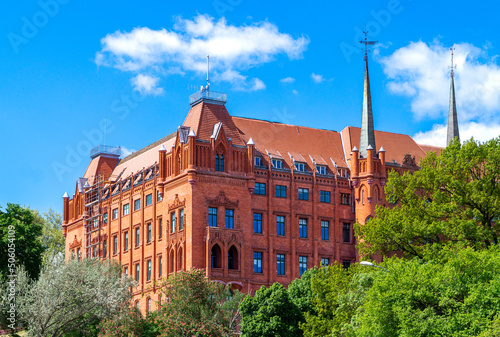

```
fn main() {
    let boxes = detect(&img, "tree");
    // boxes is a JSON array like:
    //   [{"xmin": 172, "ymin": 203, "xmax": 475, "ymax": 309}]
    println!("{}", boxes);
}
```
[
  {"xmin": 0, "ymin": 203, "xmax": 45, "ymax": 280},
  {"xmin": 240, "ymin": 283, "xmax": 303, "ymax": 337},
  {"xmin": 288, "ymin": 268, "xmax": 319, "ymax": 317},
  {"xmin": 357, "ymin": 137, "xmax": 500, "ymax": 259},
  {"xmin": 18, "ymin": 257, "xmax": 135, "ymax": 337},
  {"xmin": 32, "ymin": 208, "xmax": 65, "ymax": 263}
]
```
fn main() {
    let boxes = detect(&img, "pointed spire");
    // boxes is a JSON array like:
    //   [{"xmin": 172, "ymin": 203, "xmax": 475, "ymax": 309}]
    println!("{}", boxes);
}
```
[
  {"xmin": 247, "ymin": 138, "xmax": 255, "ymax": 146},
  {"xmin": 359, "ymin": 59, "xmax": 376, "ymax": 158},
  {"xmin": 63, "ymin": 192, "xmax": 69, "ymax": 198},
  {"xmin": 447, "ymin": 47, "xmax": 460, "ymax": 145}
]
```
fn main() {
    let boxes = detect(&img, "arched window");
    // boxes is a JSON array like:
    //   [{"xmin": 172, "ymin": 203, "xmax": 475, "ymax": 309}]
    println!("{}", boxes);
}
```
[
  {"xmin": 211, "ymin": 245, "xmax": 222, "ymax": 268},
  {"xmin": 170, "ymin": 251, "xmax": 175, "ymax": 273},
  {"xmin": 178, "ymin": 249, "xmax": 183, "ymax": 271},
  {"xmin": 216, "ymin": 154, "xmax": 225, "ymax": 172},
  {"xmin": 178, "ymin": 157, "xmax": 181, "ymax": 175},
  {"xmin": 362, "ymin": 189, "xmax": 365, "ymax": 205},
  {"xmin": 374, "ymin": 189, "xmax": 378, "ymax": 204},
  {"xmin": 215, "ymin": 154, "xmax": 220, "ymax": 171},
  {"xmin": 228, "ymin": 246, "xmax": 238, "ymax": 270}
]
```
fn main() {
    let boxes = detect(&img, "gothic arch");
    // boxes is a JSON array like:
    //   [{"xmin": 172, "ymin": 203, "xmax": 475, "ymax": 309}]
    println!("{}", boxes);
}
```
[
  {"xmin": 211, "ymin": 244, "xmax": 222, "ymax": 269},
  {"xmin": 228, "ymin": 245, "xmax": 239, "ymax": 270},
  {"xmin": 169, "ymin": 248, "xmax": 175, "ymax": 273},
  {"xmin": 177, "ymin": 246, "xmax": 184, "ymax": 271}
]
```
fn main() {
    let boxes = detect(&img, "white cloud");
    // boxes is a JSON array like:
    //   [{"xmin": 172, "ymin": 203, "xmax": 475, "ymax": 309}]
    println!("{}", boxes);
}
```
[
  {"xmin": 311, "ymin": 73, "xmax": 324, "ymax": 83},
  {"xmin": 414, "ymin": 122, "xmax": 500, "ymax": 147},
  {"xmin": 131, "ymin": 74, "xmax": 164, "ymax": 96},
  {"xmin": 96, "ymin": 14, "xmax": 309, "ymax": 92},
  {"xmin": 121, "ymin": 146, "xmax": 136, "ymax": 157},
  {"xmin": 280, "ymin": 76, "xmax": 295, "ymax": 83},
  {"xmin": 292, "ymin": 89, "xmax": 298, "ymax": 95}
]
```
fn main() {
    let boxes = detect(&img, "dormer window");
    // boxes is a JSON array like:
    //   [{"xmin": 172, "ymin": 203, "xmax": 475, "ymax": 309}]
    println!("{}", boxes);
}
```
[
  {"xmin": 294, "ymin": 162, "xmax": 306, "ymax": 172},
  {"xmin": 316, "ymin": 165, "xmax": 327, "ymax": 175},
  {"xmin": 272, "ymin": 159, "xmax": 283, "ymax": 169},
  {"xmin": 255, "ymin": 156, "xmax": 262, "ymax": 166}
]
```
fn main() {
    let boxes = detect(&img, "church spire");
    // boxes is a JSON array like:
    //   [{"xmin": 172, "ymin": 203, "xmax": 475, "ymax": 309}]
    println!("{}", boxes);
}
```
[
  {"xmin": 447, "ymin": 47, "xmax": 460, "ymax": 145},
  {"xmin": 359, "ymin": 30, "xmax": 377, "ymax": 158}
]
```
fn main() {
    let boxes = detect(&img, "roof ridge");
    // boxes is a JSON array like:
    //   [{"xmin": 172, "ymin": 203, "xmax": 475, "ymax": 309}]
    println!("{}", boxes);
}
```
[{"xmin": 119, "ymin": 132, "xmax": 176, "ymax": 165}]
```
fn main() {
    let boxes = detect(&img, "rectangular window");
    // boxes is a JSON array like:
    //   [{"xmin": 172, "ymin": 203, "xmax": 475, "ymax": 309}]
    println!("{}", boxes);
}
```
[
  {"xmin": 320, "ymin": 190, "xmax": 331, "ymax": 203},
  {"xmin": 208, "ymin": 207, "xmax": 217, "ymax": 227},
  {"xmin": 134, "ymin": 199, "xmax": 141, "ymax": 211},
  {"xmin": 145, "ymin": 193, "xmax": 153, "ymax": 206},
  {"xmin": 123, "ymin": 204, "xmax": 130, "ymax": 216},
  {"xmin": 343, "ymin": 223, "xmax": 351, "ymax": 243},
  {"xmin": 124, "ymin": 266, "xmax": 128, "ymax": 276},
  {"xmin": 343, "ymin": 260, "xmax": 351, "ymax": 269},
  {"xmin": 341, "ymin": 193, "xmax": 351, "ymax": 205},
  {"xmin": 147, "ymin": 223, "xmax": 152, "ymax": 243},
  {"xmin": 254, "ymin": 213, "xmax": 262, "ymax": 234},
  {"xmin": 103, "ymin": 212, "xmax": 108, "ymax": 224},
  {"xmin": 135, "ymin": 264, "xmax": 140, "ymax": 282},
  {"xmin": 255, "ymin": 156, "xmax": 262, "ymax": 166},
  {"xmin": 276, "ymin": 216, "xmax": 285, "ymax": 236},
  {"xmin": 254, "ymin": 252, "xmax": 262, "ymax": 273},
  {"xmin": 254, "ymin": 182, "xmax": 266, "ymax": 195},
  {"xmin": 321, "ymin": 220, "xmax": 329, "ymax": 240},
  {"xmin": 275, "ymin": 185, "xmax": 287, "ymax": 198},
  {"xmin": 179, "ymin": 210, "xmax": 184, "ymax": 230},
  {"xmin": 316, "ymin": 165, "xmax": 327, "ymax": 175},
  {"xmin": 103, "ymin": 240, "xmax": 107, "ymax": 258},
  {"xmin": 157, "ymin": 190, "xmax": 163, "ymax": 202},
  {"xmin": 135, "ymin": 227, "xmax": 140, "ymax": 247},
  {"xmin": 92, "ymin": 217, "xmax": 98, "ymax": 228},
  {"xmin": 147, "ymin": 260, "xmax": 151, "ymax": 281},
  {"xmin": 112, "ymin": 208, "xmax": 118, "ymax": 220},
  {"xmin": 159, "ymin": 256, "xmax": 163, "ymax": 277},
  {"xmin": 299, "ymin": 218, "xmax": 307, "ymax": 238},
  {"xmin": 294, "ymin": 162, "xmax": 305, "ymax": 172},
  {"xmin": 113, "ymin": 235, "xmax": 117, "ymax": 255},
  {"xmin": 124, "ymin": 232, "xmax": 129, "ymax": 251},
  {"xmin": 298, "ymin": 188, "xmax": 309, "ymax": 200},
  {"xmin": 299, "ymin": 256, "xmax": 308, "ymax": 276},
  {"xmin": 277, "ymin": 254, "xmax": 285, "ymax": 275},
  {"xmin": 158, "ymin": 218, "xmax": 162, "ymax": 239},
  {"xmin": 225, "ymin": 209, "xmax": 234, "ymax": 229},
  {"xmin": 272, "ymin": 159, "xmax": 283, "ymax": 169},
  {"xmin": 321, "ymin": 258, "xmax": 329, "ymax": 267},
  {"xmin": 171, "ymin": 212, "xmax": 176, "ymax": 233}
]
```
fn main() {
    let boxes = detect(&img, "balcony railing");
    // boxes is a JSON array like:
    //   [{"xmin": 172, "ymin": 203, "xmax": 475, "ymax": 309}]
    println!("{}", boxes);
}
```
[
  {"xmin": 90, "ymin": 145, "xmax": 121, "ymax": 159},
  {"xmin": 189, "ymin": 89, "xmax": 227, "ymax": 106}
]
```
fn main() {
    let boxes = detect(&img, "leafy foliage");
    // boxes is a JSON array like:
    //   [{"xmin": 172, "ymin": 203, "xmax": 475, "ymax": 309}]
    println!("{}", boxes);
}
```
[
  {"xmin": 357, "ymin": 137, "xmax": 500, "ymax": 259},
  {"xmin": 32, "ymin": 208, "xmax": 65, "ymax": 263},
  {"xmin": 240, "ymin": 283, "xmax": 303, "ymax": 337}
]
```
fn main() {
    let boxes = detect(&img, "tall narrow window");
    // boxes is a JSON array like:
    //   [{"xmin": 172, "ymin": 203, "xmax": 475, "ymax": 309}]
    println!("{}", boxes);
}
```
[
  {"xmin": 179, "ymin": 250, "xmax": 183, "ymax": 270},
  {"xmin": 123, "ymin": 204, "xmax": 129, "ymax": 216},
  {"xmin": 124, "ymin": 266, "xmax": 128, "ymax": 275},
  {"xmin": 147, "ymin": 223, "xmax": 152, "ymax": 243},
  {"xmin": 147, "ymin": 260, "xmax": 151, "ymax": 281},
  {"xmin": 277, "ymin": 254, "xmax": 285, "ymax": 275},
  {"xmin": 113, "ymin": 235, "xmax": 117, "ymax": 255},
  {"xmin": 253, "ymin": 213, "xmax": 262, "ymax": 234},
  {"xmin": 135, "ymin": 263, "xmax": 140, "ymax": 282},
  {"xmin": 103, "ymin": 213, "xmax": 108, "ymax": 224},
  {"xmin": 134, "ymin": 199, "xmax": 141, "ymax": 211},
  {"xmin": 145, "ymin": 193, "xmax": 153, "ymax": 206},
  {"xmin": 321, "ymin": 220, "xmax": 329, "ymax": 240},
  {"xmin": 103, "ymin": 240, "xmax": 107, "ymax": 258},
  {"xmin": 228, "ymin": 246, "xmax": 238, "ymax": 270},
  {"xmin": 362, "ymin": 190, "xmax": 365, "ymax": 205},
  {"xmin": 225, "ymin": 209, "xmax": 234, "ymax": 229},
  {"xmin": 180, "ymin": 209, "xmax": 184, "ymax": 230},
  {"xmin": 178, "ymin": 158, "xmax": 181, "ymax": 175},
  {"xmin": 157, "ymin": 190, "xmax": 163, "ymax": 202},
  {"xmin": 374, "ymin": 189, "xmax": 378, "ymax": 204},
  {"xmin": 276, "ymin": 216, "xmax": 285, "ymax": 236},
  {"xmin": 321, "ymin": 258, "xmax": 329, "ymax": 267},
  {"xmin": 215, "ymin": 154, "xmax": 224, "ymax": 172},
  {"xmin": 299, "ymin": 256, "xmax": 308, "ymax": 276},
  {"xmin": 208, "ymin": 207, "xmax": 217, "ymax": 227},
  {"xmin": 343, "ymin": 223, "xmax": 351, "ymax": 243},
  {"xmin": 211, "ymin": 245, "xmax": 221, "ymax": 268},
  {"xmin": 216, "ymin": 154, "xmax": 219, "ymax": 171},
  {"xmin": 254, "ymin": 252, "xmax": 262, "ymax": 273},
  {"xmin": 135, "ymin": 227, "xmax": 140, "ymax": 247},
  {"xmin": 220, "ymin": 154, "xmax": 224, "ymax": 172},
  {"xmin": 112, "ymin": 208, "xmax": 118, "ymax": 219},
  {"xmin": 158, "ymin": 218, "xmax": 163, "ymax": 239},
  {"xmin": 299, "ymin": 219, "xmax": 307, "ymax": 238},
  {"xmin": 124, "ymin": 232, "xmax": 129, "ymax": 251},
  {"xmin": 171, "ymin": 212, "xmax": 176, "ymax": 233},
  {"xmin": 159, "ymin": 256, "xmax": 163, "ymax": 277}
]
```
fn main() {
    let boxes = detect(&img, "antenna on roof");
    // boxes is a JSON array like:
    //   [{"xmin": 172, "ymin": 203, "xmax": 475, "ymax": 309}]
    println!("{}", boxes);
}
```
[
  {"xmin": 206, "ymin": 55, "xmax": 210, "ymax": 94},
  {"xmin": 104, "ymin": 117, "xmax": 107, "ymax": 147}
]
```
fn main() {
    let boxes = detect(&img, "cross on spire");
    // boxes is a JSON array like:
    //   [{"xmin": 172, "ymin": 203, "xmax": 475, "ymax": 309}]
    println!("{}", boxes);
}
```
[
  {"xmin": 359, "ymin": 28, "xmax": 378, "ymax": 61},
  {"xmin": 449, "ymin": 47, "xmax": 456, "ymax": 78}
]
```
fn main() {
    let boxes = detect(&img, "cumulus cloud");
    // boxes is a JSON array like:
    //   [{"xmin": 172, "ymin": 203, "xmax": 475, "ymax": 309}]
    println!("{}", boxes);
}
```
[
  {"xmin": 280, "ymin": 76, "xmax": 295, "ymax": 83},
  {"xmin": 311, "ymin": 73, "xmax": 324, "ymax": 83},
  {"xmin": 380, "ymin": 40, "xmax": 500, "ymax": 146},
  {"xmin": 131, "ymin": 74, "xmax": 164, "ymax": 96},
  {"xmin": 121, "ymin": 146, "xmax": 136, "ymax": 157},
  {"xmin": 96, "ymin": 14, "xmax": 309, "ymax": 94}
]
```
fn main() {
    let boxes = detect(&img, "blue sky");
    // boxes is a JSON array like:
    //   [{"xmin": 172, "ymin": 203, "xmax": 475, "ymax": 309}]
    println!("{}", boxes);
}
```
[{"xmin": 1, "ymin": 0, "xmax": 499, "ymax": 214}]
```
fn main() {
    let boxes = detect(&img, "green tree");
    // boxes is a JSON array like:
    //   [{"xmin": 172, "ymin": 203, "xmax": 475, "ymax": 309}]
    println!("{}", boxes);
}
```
[
  {"xmin": 357, "ymin": 137, "xmax": 500, "ymax": 259},
  {"xmin": 0, "ymin": 203, "xmax": 45, "ymax": 280},
  {"xmin": 240, "ymin": 283, "xmax": 303, "ymax": 337},
  {"xmin": 32, "ymin": 208, "xmax": 65, "ymax": 263},
  {"xmin": 288, "ymin": 268, "xmax": 318, "ymax": 317}
]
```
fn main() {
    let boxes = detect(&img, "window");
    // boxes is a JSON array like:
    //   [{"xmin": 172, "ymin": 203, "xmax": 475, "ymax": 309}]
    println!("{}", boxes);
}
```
[
  {"xmin": 171, "ymin": 212, "xmax": 176, "ymax": 233},
  {"xmin": 147, "ymin": 298, "xmax": 151, "ymax": 312},
  {"xmin": 299, "ymin": 218, "xmax": 307, "ymax": 238},
  {"xmin": 321, "ymin": 258, "xmax": 330, "ymax": 267},
  {"xmin": 321, "ymin": 220, "xmax": 329, "ymax": 240},
  {"xmin": 362, "ymin": 190, "xmax": 365, "ymax": 205},
  {"xmin": 123, "ymin": 204, "xmax": 130, "ymax": 216},
  {"xmin": 124, "ymin": 232, "xmax": 129, "ymax": 251},
  {"xmin": 112, "ymin": 208, "xmax": 118, "ymax": 220},
  {"xmin": 253, "ymin": 213, "xmax": 262, "ymax": 234},
  {"xmin": 124, "ymin": 266, "xmax": 128, "ymax": 276},
  {"xmin": 320, "ymin": 190, "xmax": 331, "ymax": 203},
  {"xmin": 276, "ymin": 216, "xmax": 285, "ymax": 236},
  {"xmin": 208, "ymin": 207, "xmax": 217, "ymax": 227},
  {"xmin": 299, "ymin": 256, "xmax": 308, "ymax": 276},
  {"xmin": 275, "ymin": 185, "xmax": 287, "ymax": 198},
  {"xmin": 77, "ymin": 248, "xmax": 81, "ymax": 260},
  {"xmin": 103, "ymin": 212, "xmax": 108, "ymax": 224},
  {"xmin": 92, "ymin": 217, "xmax": 98, "ymax": 228},
  {"xmin": 180, "ymin": 209, "xmax": 184, "ymax": 230},
  {"xmin": 113, "ymin": 235, "xmax": 117, "ymax": 255},
  {"xmin": 159, "ymin": 256, "xmax": 162, "ymax": 277},
  {"xmin": 158, "ymin": 218, "xmax": 163, "ymax": 239},
  {"xmin": 316, "ymin": 165, "xmax": 327, "ymax": 175},
  {"xmin": 374, "ymin": 189, "xmax": 378, "ymax": 205},
  {"xmin": 294, "ymin": 162, "xmax": 306, "ymax": 172},
  {"xmin": 211, "ymin": 245, "xmax": 221, "ymax": 268},
  {"xmin": 254, "ymin": 252, "xmax": 262, "ymax": 273},
  {"xmin": 225, "ymin": 209, "xmax": 234, "ymax": 229},
  {"xmin": 157, "ymin": 190, "xmax": 163, "ymax": 202},
  {"xmin": 215, "ymin": 154, "xmax": 224, "ymax": 171},
  {"xmin": 146, "ymin": 193, "xmax": 153, "ymax": 206},
  {"xmin": 272, "ymin": 159, "xmax": 283, "ymax": 169},
  {"xmin": 134, "ymin": 199, "xmax": 141, "ymax": 211},
  {"xmin": 179, "ymin": 250, "xmax": 183, "ymax": 270},
  {"xmin": 343, "ymin": 223, "xmax": 351, "ymax": 243},
  {"xmin": 135, "ymin": 264, "xmax": 140, "ymax": 282},
  {"xmin": 147, "ymin": 223, "xmax": 152, "ymax": 243},
  {"xmin": 343, "ymin": 260, "xmax": 351, "ymax": 269},
  {"xmin": 254, "ymin": 182, "xmax": 266, "ymax": 195},
  {"xmin": 341, "ymin": 193, "xmax": 351, "ymax": 205},
  {"xmin": 277, "ymin": 254, "xmax": 285, "ymax": 275},
  {"xmin": 298, "ymin": 188, "xmax": 309, "ymax": 200},
  {"xmin": 135, "ymin": 227, "xmax": 140, "ymax": 247},
  {"xmin": 255, "ymin": 156, "xmax": 262, "ymax": 166},
  {"xmin": 147, "ymin": 260, "xmax": 151, "ymax": 281},
  {"xmin": 103, "ymin": 240, "xmax": 107, "ymax": 258},
  {"xmin": 228, "ymin": 246, "xmax": 238, "ymax": 270}
]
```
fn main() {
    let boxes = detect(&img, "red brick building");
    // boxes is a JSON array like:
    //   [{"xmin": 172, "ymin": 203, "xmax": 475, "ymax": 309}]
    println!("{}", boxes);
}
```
[{"xmin": 62, "ymin": 57, "xmax": 449, "ymax": 312}]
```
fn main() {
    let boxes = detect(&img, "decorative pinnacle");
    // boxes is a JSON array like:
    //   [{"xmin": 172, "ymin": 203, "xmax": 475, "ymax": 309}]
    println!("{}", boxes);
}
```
[
  {"xmin": 159, "ymin": 144, "xmax": 166, "ymax": 151},
  {"xmin": 63, "ymin": 192, "xmax": 69, "ymax": 198},
  {"xmin": 247, "ymin": 138, "xmax": 255, "ymax": 145},
  {"xmin": 359, "ymin": 28, "xmax": 378, "ymax": 61},
  {"xmin": 188, "ymin": 129, "xmax": 196, "ymax": 137}
]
